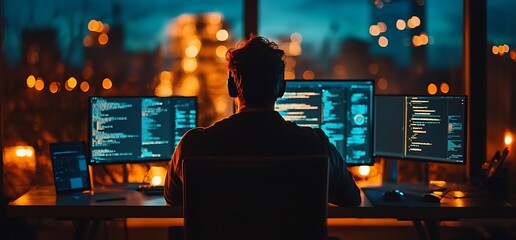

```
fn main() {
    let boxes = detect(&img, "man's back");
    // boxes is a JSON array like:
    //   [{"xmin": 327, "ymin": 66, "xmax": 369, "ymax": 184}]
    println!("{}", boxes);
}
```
[{"xmin": 164, "ymin": 110, "xmax": 361, "ymax": 206}]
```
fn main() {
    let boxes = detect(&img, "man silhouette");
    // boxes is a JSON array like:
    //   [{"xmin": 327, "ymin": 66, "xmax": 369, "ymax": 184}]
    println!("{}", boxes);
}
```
[{"xmin": 164, "ymin": 35, "xmax": 361, "ymax": 207}]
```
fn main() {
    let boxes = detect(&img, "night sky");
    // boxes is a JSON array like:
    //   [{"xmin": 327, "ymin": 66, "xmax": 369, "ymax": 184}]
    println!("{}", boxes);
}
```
[{"xmin": 3, "ymin": 0, "xmax": 515, "ymax": 68}]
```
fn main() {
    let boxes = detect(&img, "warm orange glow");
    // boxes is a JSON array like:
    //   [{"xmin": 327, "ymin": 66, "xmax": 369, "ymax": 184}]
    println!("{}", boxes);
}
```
[
  {"xmin": 368, "ymin": 64, "xmax": 379, "ymax": 75},
  {"xmin": 302, "ymin": 70, "xmax": 315, "ymax": 80},
  {"xmin": 492, "ymin": 46, "xmax": 500, "ymax": 55},
  {"xmin": 80, "ymin": 81, "xmax": 90, "ymax": 92},
  {"xmin": 206, "ymin": 13, "xmax": 222, "ymax": 24},
  {"xmin": 160, "ymin": 71, "xmax": 172, "ymax": 82},
  {"xmin": 290, "ymin": 33, "xmax": 303, "ymax": 43},
  {"xmin": 412, "ymin": 35, "xmax": 422, "ymax": 47},
  {"xmin": 498, "ymin": 45, "xmax": 505, "ymax": 56},
  {"xmin": 407, "ymin": 16, "xmax": 421, "ymax": 29},
  {"xmin": 358, "ymin": 166, "xmax": 371, "ymax": 177},
  {"xmin": 189, "ymin": 39, "xmax": 202, "ymax": 49},
  {"xmin": 427, "ymin": 83, "xmax": 438, "ymax": 95},
  {"xmin": 148, "ymin": 166, "xmax": 167, "ymax": 186},
  {"xmin": 289, "ymin": 42, "xmax": 302, "ymax": 56},
  {"xmin": 83, "ymin": 36, "xmax": 93, "ymax": 47},
  {"xmin": 102, "ymin": 78, "xmax": 113, "ymax": 89},
  {"xmin": 429, "ymin": 180, "xmax": 446, "ymax": 187},
  {"xmin": 420, "ymin": 33, "xmax": 429, "ymax": 45},
  {"xmin": 369, "ymin": 25, "xmax": 381, "ymax": 36},
  {"xmin": 181, "ymin": 24, "xmax": 196, "ymax": 36},
  {"xmin": 502, "ymin": 44, "xmax": 510, "ymax": 53},
  {"xmin": 511, "ymin": 50, "xmax": 516, "ymax": 61},
  {"xmin": 155, "ymin": 72, "xmax": 173, "ymax": 97},
  {"xmin": 98, "ymin": 33, "xmax": 109, "ymax": 45},
  {"xmin": 412, "ymin": 16, "xmax": 421, "ymax": 27},
  {"xmin": 377, "ymin": 22, "xmax": 387, "ymax": 33},
  {"xmin": 505, "ymin": 133, "xmax": 513, "ymax": 145},
  {"xmin": 285, "ymin": 71, "xmax": 295, "ymax": 80},
  {"xmin": 216, "ymin": 45, "xmax": 228, "ymax": 58},
  {"xmin": 69, "ymin": 77, "xmax": 78, "ymax": 88},
  {"xmin": 49, "ymin": 82, "xmax": 60, "ymax": 93},
  {"xmin": 96, "ymin": 22, "xmax": 104, "ymax": 33},
  {"xmin": 216, "ymin": 29, "xmax": 229, "ymax": 41},
  {"xmin": 35, "ymin": 78, "xmax": 45, "ymax": 91},
  {"xmin": 88, "ymin": 20, "xmax": 100, "ymax": 32},
  {"xmin": 181, "ymin": 76, "xmax": 200, "ymax": 96},
  {"xmin": 440, "ymin": 82, "xmax": 450, "ymax": 94},
  {"xmin": 396, "ymin": 19, "xmax": 406, "ymax": 30},
  {"xmin": 285, "ymin": 57, "xmax": 297, "ymax": 69},
  {"xmin": 26, "ymin": 75, "xmax": 36, "ymax": 88},
  {"xmin": 102, "ymin": 23, "xmax": 110, "ymax": 33},
  {"xmin": 185, "ymin": 45, "xmax": 199, "ymax": 57},
  {"xmin": 14, "ymin": 146, "xmax": 34, "ymax": 157},
  {"xmin": 377, "ymin": 78, "xmax": 388, "ymax": 90},
  {"xmin": 151, "ymin": 176, "xmax": 163, "ymax": 186},
  {"xmin": 378, "ymin": 36, "xmax": 388, "ymax": 47},
  {"xmin": 182, "ymin": 58, "xmax": 198, "ymax": 72}
]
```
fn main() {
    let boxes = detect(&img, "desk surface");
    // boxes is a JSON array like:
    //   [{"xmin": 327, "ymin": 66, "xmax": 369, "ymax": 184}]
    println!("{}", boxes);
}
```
[{"xmin": 7, "ymin": 184, "xmax": 516, "ymax": 220}]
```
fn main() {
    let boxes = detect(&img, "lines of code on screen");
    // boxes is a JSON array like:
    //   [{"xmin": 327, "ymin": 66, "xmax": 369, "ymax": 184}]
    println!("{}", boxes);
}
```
[
  {"xmin": 374, "ymin": 96, "xmax": 466, "ymax": 164},
  {"xmin": 275, "ymin": 80, "xmax": 374, "ymax": 166},
  {"xmin": 89, "ymin": 97, "xmax": 197, "ymax": 164}
]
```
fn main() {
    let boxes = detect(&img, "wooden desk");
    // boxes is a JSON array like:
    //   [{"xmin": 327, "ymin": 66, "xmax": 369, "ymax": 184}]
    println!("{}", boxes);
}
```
[
  {"xmin": 7, "ymin": 184, "xmax": 516, "ymax": 240},
  {"xmin": 7, "ymin": 184, "xmax": 515, "ymax": 219}
]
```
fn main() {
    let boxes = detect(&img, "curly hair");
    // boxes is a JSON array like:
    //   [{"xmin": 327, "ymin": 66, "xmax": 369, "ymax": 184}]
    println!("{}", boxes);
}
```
[{"xmin": 226, "ymin": 36, "xmax": 286, "ymax": 107}]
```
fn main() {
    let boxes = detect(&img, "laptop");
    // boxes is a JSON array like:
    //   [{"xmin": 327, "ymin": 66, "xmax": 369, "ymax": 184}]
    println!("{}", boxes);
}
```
[{"xmin": 50, "ymin": 141, "xmax": 125, "ymax": 202}]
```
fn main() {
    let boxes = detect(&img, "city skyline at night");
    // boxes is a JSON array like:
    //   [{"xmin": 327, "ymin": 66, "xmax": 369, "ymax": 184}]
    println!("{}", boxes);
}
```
[{"xmin": 3, "ymin": 0, "xmax": 515, "ymax": 69}]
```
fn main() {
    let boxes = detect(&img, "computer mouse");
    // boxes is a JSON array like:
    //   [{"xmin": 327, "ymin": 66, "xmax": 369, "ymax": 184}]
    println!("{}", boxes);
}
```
[
  {"xmin": 382, "ymin": 189, "xmax": 404, "ymax": 202},
  {"xmin": 421, "ymin": 193, "xmax": 441, "ymax": 203}
]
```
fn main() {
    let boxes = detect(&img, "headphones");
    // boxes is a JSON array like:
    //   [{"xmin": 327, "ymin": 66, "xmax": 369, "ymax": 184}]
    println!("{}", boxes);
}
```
[
  {"xmin": 227, "ymin": 71, "xmax": 286, "ymax": 98},
  {"xmin": 227, "ymin": 71, "xmax": 238, "ymax": 98}
]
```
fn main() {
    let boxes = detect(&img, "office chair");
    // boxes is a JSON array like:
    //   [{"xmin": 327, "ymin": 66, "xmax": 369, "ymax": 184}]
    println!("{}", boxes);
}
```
[{"xmin": 181, "ymin": 155, "xmax": 330, "ymax": 240}]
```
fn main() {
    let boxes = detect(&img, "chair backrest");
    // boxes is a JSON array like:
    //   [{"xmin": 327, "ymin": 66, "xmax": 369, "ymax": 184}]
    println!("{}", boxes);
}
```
[{"xmin": 183, "ymin": 155, "xmax": 329, "ymax": 240}]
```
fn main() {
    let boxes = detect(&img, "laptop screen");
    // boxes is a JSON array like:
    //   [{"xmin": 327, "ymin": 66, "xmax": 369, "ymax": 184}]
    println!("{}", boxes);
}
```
[{"xmin": 50, "ymin": 141, "xmax": 91, "ymax": 194}]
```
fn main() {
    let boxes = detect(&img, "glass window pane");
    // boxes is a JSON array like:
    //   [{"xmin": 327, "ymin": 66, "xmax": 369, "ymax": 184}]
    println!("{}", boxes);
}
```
[
  {"xmin": 259, "ymin": 0, "xmax": 463, "ymax": 95},
  {"xmin": 2, "ymin": 0, "xmax": 243, "ymax": 197},
  {"xmin": 487, "ymin": 0, "xmax": 516, "ymax": 165},
  {"xmin": 259, "ymin": 0, "xmax": 465, "ymax": 182}
]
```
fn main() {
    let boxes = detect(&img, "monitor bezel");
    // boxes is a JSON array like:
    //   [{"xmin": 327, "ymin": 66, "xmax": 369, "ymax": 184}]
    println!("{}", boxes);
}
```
[
  {"xmin": 373, "ymin": 94, "xmax": 468, "ymax": 165},
  {"xmin": 88, "ymin": 96, "xmax": 198, "ymax": 165},
  {"xmin": 281, "ymin": 79, "xmax": 375, "ymax": 166}
]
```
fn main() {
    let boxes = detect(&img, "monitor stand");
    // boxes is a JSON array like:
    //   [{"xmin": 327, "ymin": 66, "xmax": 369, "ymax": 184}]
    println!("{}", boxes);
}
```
[{"xmin": 382, "ymin": 158, "xmax": 446, "ymax": 193}]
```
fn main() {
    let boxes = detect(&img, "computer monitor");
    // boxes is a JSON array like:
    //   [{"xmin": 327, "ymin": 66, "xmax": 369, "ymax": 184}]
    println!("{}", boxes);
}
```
[
  {"xmin": 274, "ymin": 80, "xmax": 374, "ymax": 166},
  {"xmin": 374, "ymin": 95, "xmax": 467, "ymax": 164},
  {"xmin": 89, "ymin": 96, "xmax": 197, "ymax": 164}
]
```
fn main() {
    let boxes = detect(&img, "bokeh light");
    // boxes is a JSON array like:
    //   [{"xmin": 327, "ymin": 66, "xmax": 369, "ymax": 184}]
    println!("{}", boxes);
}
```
[
  {"xmin": 427, "ymin": 83, "xmax": 438, "ymax": 95},
  {"xmin": 378, "ymin": 36, "xmax": 388, "ymax": 47},
  {"xmin": 49, "ymin": 82, "xmax": 60, "ymax": 93},
  {"xmin": 35, "ymin": 78, "xmax": 45, "ymax": 91},
  {"xmin": 302, "ymin": 70, "xmax": 315, "ymax": 80},
  {"xmin": 80, "ymin": 81, "xmax": 90, "ymax": 92},
  {"xmin": 377, "ymin": 78, "xmax": 389, "ymax": 90},
  {"xmin": 26, "ymin": 75, "xmax": 36, "ymax": 88},
  {"xmin": 440, "ymin": 82, "xmax": 450, "ymax": 94},
  {"xmin": 102, "ymin": 78, "xmax": 113, "ymax": 89},
  {"xmin": 216, "ymin": 29, "xmax": 229, "ymax": 41},
  {"xmin": 216, "ymin": 45, "xmax": 228, "ymax": 58},
  {"xmin": 396, "ymin": 19, "xmax": 406, "ymax": 30}
]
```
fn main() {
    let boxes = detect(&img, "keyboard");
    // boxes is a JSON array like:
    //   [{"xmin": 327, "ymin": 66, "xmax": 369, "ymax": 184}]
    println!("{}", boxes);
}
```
[{"xmin": 137, "ymin": 185, "xmax": 165, "ymax": 195}]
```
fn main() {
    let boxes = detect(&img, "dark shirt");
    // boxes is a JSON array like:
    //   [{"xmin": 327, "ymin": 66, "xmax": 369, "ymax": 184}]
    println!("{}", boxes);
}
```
[{"xmin": 164, "ymin": 111, "xmax": 361, "ymax": 207}]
